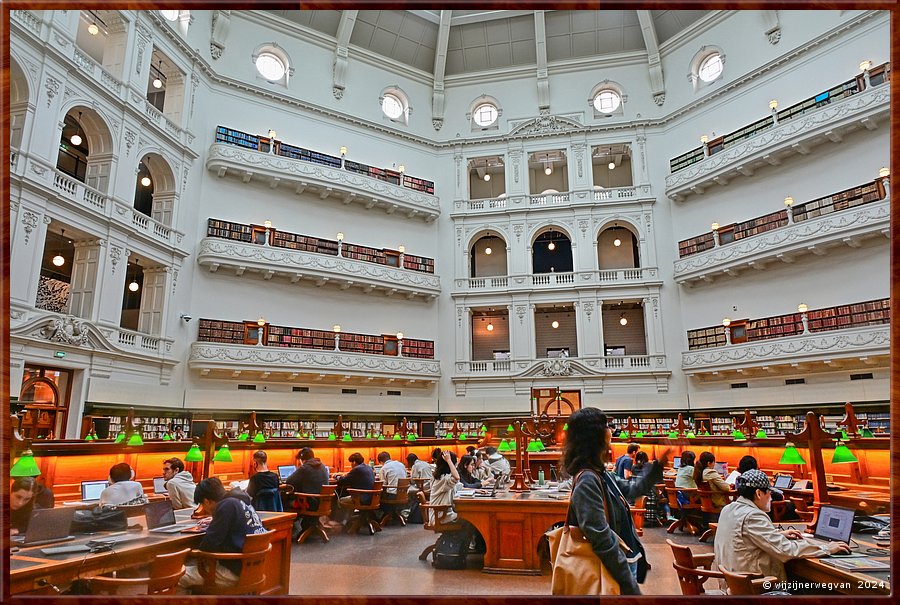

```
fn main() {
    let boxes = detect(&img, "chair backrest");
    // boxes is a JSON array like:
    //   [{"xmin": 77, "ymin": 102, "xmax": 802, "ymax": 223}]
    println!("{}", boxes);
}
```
[
  {"xmin": 383, "ymin": 478, "xmax": 410, "ymax": 504},
  {"xmin": 718, "ymin": 566, "xmax": 768, "ymax": 595},
  {"xmin": 88, "ymin": 547, "xmax": 190, "ymax": 595},
  {"xmin": 348, "ymin": 488, "xmax": 381, "ymax": 510},
  {"xmin": 790, "ymin": 496, "xmax": 809, "ymax": 511},
  {"xmin": 253, "ymin": 487, "xmax": 283, "ymax": 512},
  {"xmin": 237, "ymin": 541, "xmax": 273, "ymax": 594},
  {"xmin": 664, "ymin": 478, "xmax": 681, "ymax": 509},
  {"xmin": 667, "ymin": 539, "xmax": 721, "ymax": 596},
  {"xmin": 696, "ymin": 481, "xmax": 719, "ymax": 513},
  {"xmin": 293, "ymin": 490, "xmax": 334, "ymax": 517},
  {"xmin": 417, "ymin": 490, "xmax": 459, "ymax": 532}
]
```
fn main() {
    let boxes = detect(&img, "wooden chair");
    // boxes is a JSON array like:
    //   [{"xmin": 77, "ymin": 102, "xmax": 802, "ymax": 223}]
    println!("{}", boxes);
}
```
[
  {"xmin": 629, "ymin": 495, "xmax": 646, "ymax": 537},
  {"xmin": 697, "ymin": 481, "xmax": 733, "ymax": 542},
  {"xmin": 292, "ymin": 484, "xmax": 337, "ymax": 544},
  {"xmin": 189, "ymin": 530, "xmax": 274, "ymax": 595},
  {"xmin": 666, "ymin": 539, "xmax": 725, "ymax": 595},
  {"xmin": 379, "ymin": 478, "xmax": 410, "ymax": 527},
  {"xmin": 790, "ymin": 496, "xmax": 814, "ymax": 522},
  {"xmin": 87, "ymin": 547, "xmax": 190, "ymax": 595},
  {"xmin": 718, "ymin": 565, "xmax": 780, "ymax": 595},
  {"xmin": 417, "ymin": 491, "xmax": 464, "ymax": 563},
  {"xmin": 664, "ymin": 478, "xmax": 701, "ymax": 535},
  {"xmin": 252, "ymin": 487, "xmax": 283, "ymax": 512},
  {"xmin": 341, "ymin": 488, "xmax": 383, "ymax": 535}
]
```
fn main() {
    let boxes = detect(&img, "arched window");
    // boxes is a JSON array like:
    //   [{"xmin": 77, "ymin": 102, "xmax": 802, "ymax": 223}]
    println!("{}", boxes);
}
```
[
  {"xmin": 588, "ymin": 81, "xmax": 626, "ymax": 119},
  {"xmin": 690, "ymin": 46, "xmax": 726, "ymax": 91},
  {"xmin": 380, "ymin": 87, "xmax": 410, "ymax": 126},
  {"xmin": 253, "ymin": 44, "xmax": 292, "ymax": 87}
]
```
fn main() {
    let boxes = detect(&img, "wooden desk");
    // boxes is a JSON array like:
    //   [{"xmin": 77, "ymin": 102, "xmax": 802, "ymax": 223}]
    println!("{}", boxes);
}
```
[
  {"xmin": 454, "ymin": 490, "xmax": 568, "ymax": 575},
  {"xmin": 10, "ymin": 509, "xmax": 296, "ymax": 595},
  {"xmin": 827, "ymin": 490, "xmax": 890, "ymax": 515},
  {"xmin": 785, "ymin": 527, "xmax": 889, "ymax": 595}
]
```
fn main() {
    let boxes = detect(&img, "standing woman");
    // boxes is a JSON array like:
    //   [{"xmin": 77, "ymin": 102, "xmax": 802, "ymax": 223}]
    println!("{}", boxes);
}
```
[{"xmin": 563, "ymin": 408, "xmax": 669, "ymax": 594}]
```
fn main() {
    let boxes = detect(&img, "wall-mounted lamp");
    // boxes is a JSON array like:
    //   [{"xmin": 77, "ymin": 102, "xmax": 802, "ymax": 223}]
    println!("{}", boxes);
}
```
[
  {"xmin": 711, "ymin": 222, "xmax": 720, "ymax": 231},
  {"xmin": 268, "ymin": 129, "xmax": 277, "ymax": 139},
  {"xmin": 398, "ymin": 164, "xmax": 405, "ymax": 174},
  {"xmin": 332, "ymin": 324, "xmax": 341, "ymax": 333},
  {"xmin": 332, "ymin": 324, "xmax": 341, "ymax": 351},
  {"xmin": 264, "ymin": 220, "xmax": 272, "ymax": 230},
  {"xmin": 879, "ymin": 167, "xmax": 889, "ymax": 178},
  {"xmin": 769, "ymin": 99, "xmax": 778, "ymax": 110},
  {"xmin": 797, "ymin": 303, "xmax": 808, "ymax": 314},
  {"xmin": 336, "ymin": 232, "xmax": 344, "ymax": 242},
  {"xmin": 859, "ymin": 59, "xmax": 872, "ymax": 72},
  {"xmin": 340, "ymin": 146, "xmax": 347, "ymax": 156},
  {"xmin": 784, "ymin": 196, "xmax": 793, "ymax": 207},
  {"xmin": 551, "ymin": 320, "xmax": 560, "ymax": 329},
  {"xmin": 798, "ymin": 303, "xmax": 809, "ymax": 334},
  {"xmin": 619, "ymin": 313, "xmax": 628, "ymax": 326},
  {"xmin": 257, "ymin": 317, "xmax": 266, "ymax": 327},
  {"xmin": 70, "ymin": 112, "xmax": 84, "ymax": 147},
  {"xmin": 722, "ymin": 317, "xmax": 732, "ymax": 345},
  {"xmin": 398, "ymin": 244, "xmax": 405, "ymax": 254},
  {"xmin": 396, "ymin": 332, "xmax": 403, "ymax": 340},
  {"xmin": 722, "ymin": 317, "xmax": 731, "ymax": 327},
  {"xmin": 700, "ymin": 135, "xmax": 708, "ymax": 144}
]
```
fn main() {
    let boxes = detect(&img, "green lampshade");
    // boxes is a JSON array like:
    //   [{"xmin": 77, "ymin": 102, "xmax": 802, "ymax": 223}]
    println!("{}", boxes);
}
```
[
  {"xmin": 619, "ymin": 431, "xmax": 629, "ymax": 439},
  {"xmin": 365, "ymin": 432, "xmax": 373, "ymax": 439},
  {"xmin": 237, "ymin": 432, "xmax": 249, "ymax": 441},
  {"xmin": 114, "ymin": 432, "xmax": 126, "ymax": 444},
  {"xmin": 10, "ymin": 450, "xmax": 41, "ymax": 477},
  {"xmin": 162, "ymin": 432, "xmax": 171, "ymax": 441},
  {"xmin": 755, "ymin": 429, "xmax": 768, "ymax": 439},
  {"xmin": 213, "ymin": 444, "xmax": 233, "ymax": 462},
  {"xmin": 458, "ymin": 432, "xmax": 468, "ymax": 440},
  {"xmin": 538, "ymin": 440, "xmax": 546, "ymax": 451},
  {"xmin": 392, "ymin": 433, "xmax": 401, "ymax": 440},
  {"xmin": 860, "ymin": 428, "xmax": 874, "ymax": 438},
  {"xmin": 498, "ymin": 439, "xmax": 512, "ymax": 452},
  {"xmin": 831, "ymin": 441, "xmax": 858, "ymax": 464},
  {"xmin": 732, "ymin": 429, "xmax": 746, "ymax": 440},
  {"xmin": 507, "ymin": 424, "xmax": 515, "ymax": 433},
  {"xmin": 686, "ymin": 431, "xmax": 696, "ymax": 439},
  {"xmin": 378, "ymin": 433, "xmax": 385, "ymax": 440},
  {"xmin": 252, "ymin": 432, "xmax": 266, "ymax": 443},
  {"xmin": 667, "ymin": 431, "xmax": 678, "ymax": 438},
  {"xmin": 480, "ymin": 425, "xmax": 487, "ymax": 433},
  {"xmin": 328, "ymin": 432, "xmax": 337, "ymax": 441},
  {"xmin": 185, "ymin": 444, "xmax": 203, "ymax": 462},
  {"xmin": 84, "ymin": 433, "xmax": 94, "ymax": 441},
  {"xmin": 563, "ymin": 423, "xmax": 568, "ymax": 431},
  {"xmin": 408, "ymin": 433, "xmax": 417, "ymax": 441},
  {"xmin": 778, "ymin": 443, "xmax": 806, "ymax": 465},
  {"xmin": 701, "ymin": 430, "xmax": 710, "ymax": 436},
  {"xmin": 342, "ymin": 433, "xmax": 352, "ymax": 442},
  {"xmin": 634, "ymin": 431, "xmax": 644, "ymax": 438},
  {"xmin": 526, "ymin": 440, "xmax": 541, "ymax": 452},
  {"xmin": 127, "ymin": 432, "xmax": 144, "ymax": 446}
]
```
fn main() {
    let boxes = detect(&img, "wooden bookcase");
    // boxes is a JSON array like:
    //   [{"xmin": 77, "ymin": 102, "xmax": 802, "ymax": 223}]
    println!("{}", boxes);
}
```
[
  {"xmin": 678, "ymin": 232, "xmax": 715, "ymax": 258},
  {"xmin": 207, "ymin": 218, "xmax": 252, "ymax": 242},
  {"xmin": 339, "ymin": 332, "xmax": 385, "ymax": 355},
  {"xmin": 243, "ymin": 321, "xmax": 267, "ymax": 345},
  {"xmin": 686, "ymin": 325, "xmax": 727, "ymax": 350},
  {"xmin": 401, "ymin": 338, "xmax": 435, "ymax": 359},
  {"xmin": 807, "ymin": 298, "xmax": 890, "ymax": 332},
  {"xmin": 792, "ymin": 179, "xmax": 885, "ymax": 222},
  {"xmin": 733, "ymin": 209, "xmax": 788, "ymax": 241},
  {"xmin": 745, "ymin": 312, "xmax": 803, "ymax": 341},
  {"xmin": 197, "ymin": 318, "xmax": 246, "ymax": 344},
  {"xmin": 266, "ymin": 325, "xmax": 333, "ymax": 350}
]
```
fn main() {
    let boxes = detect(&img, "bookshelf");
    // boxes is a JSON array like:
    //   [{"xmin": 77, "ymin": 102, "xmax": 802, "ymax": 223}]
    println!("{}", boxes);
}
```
[
  {"xmin": 733, "ymin": 209, "xmax": 788, "ymax": 241},
  {"xmin": 106, "ymin": 413, "xmax": 190, "ymax": 440},
  {"xmin": 198, "ymin": 318, "xmax": 246, "ymax": 344},
  {"xmin": 339, "ymin": 332, "xmax": 385, "ymax": 355},
  {"xmin": 791, "ymin": 179, "xmax": 886, "ymax": 222},
  {"xmin": 207, "ymin": 219, "xmax": 253, "ymax": 242},
  {"xmin": 678, "ymin": 232, "xmax": 715, "ymax": 258},
  {"xmin": 402, "ymin": 338, "xmax": 435, "ymax": 359},
  {"xmin": 745, "ymin": 312, "xmax": 803, "ymax": 341},
  {"xmin": 686, "ymin": 326, "xmax": 727, "ymax": 350},
  {"xmin": 403, "ymin": 253, "xmax": 435, "ymax": 274},
  {"xmin": 266, "ymin": 325, "xmax": 334, "ymax": 350},
  {"xmin": 215, "ymin": 126, "xmax": 262, "ymax": 151},
  {"xmin": 669, "ymin": 62, "xmax": 890, "ymax": 173},
  {"xmin": 806, "ymin": 298, "xmax": 890, "ymax": 332}
]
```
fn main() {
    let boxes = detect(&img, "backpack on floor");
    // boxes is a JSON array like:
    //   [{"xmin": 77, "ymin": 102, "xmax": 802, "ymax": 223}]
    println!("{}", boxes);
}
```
[
  {"xmin": 407, "ymin": 498, "xmax": 423, "ymax": 524},
  {"xmin": 433, "ymin": 532, "xmax": 468, "ymax": 569}
]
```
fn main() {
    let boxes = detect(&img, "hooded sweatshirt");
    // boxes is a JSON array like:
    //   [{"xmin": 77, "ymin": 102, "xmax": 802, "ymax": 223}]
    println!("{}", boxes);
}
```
[
  {"xmin": 165, "ymin": 471, "xmax": 197, "ymax": 510},
  {"xmin": 286, "ymin": 458, "xmax": 330, "ymax": 495}
]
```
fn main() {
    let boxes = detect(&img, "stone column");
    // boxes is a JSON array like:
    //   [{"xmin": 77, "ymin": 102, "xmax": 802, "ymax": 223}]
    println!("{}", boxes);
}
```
[
  {"xmin": 569, "ymin": 140, "xmax": 591, "ymax": 191},
  {"xmin": 68, "ymin": 239, "xmax": 103, "ymax": 319},
  {"xmin": 10, "ymin": 209, "xmax": 51, "ymax": 309},
  {"xmin": 138, "ymin": 266, "xmax": 172, "ymax": 335},
  {"xmin": 644, "ymin": 295, "xmax": 665, "ymax": 355},
  {"xmin": 95, "ymin": 243, "xmax": 128, "ymax": 327},
  {"xmin": 575, "ymin": 298, "xmax": 602, "ymax": 357},
  {"xmin": 455, "ymin": 305, "xmax": 471, "ymax": 361}
]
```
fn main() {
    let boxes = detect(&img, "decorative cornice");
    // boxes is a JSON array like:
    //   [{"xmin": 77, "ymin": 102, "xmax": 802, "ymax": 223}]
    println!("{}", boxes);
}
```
[
  {"xmin": 681, "ymin": 325, "xmax": 890, "ymax": 371},
  {"xmin": 674, "ymin": 199, "xmax": 890, "ymax": 283},
  {"xmin": 189, "ymin": 343, "xmax": 441, "ymax": 379},
  {"xmin": 665, "ymin": 84, "xmax": 889, "ymax": 200},
  {"xmin": 197, "ymin": 238, "xmax": 441, "ymax": 299},
  {"xmin": 205, "ymin": 144, "xmax": 440, "ymax": 222}
]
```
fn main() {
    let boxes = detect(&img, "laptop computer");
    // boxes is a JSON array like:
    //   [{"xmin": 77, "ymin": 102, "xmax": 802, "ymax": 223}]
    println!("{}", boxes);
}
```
[
  {"xmin": 63, "ymin": 480, "xmax": 109, "ymax": 506},
  {"xmin": 773, "ymin": 475, "xmax": 794, "ymax": 490},
  {"xmin": 153, "ymin": 477, "xmax": 168, "ymax": 494},
  {"xmin": 277, "ymin": 465, "xmax": 296, "ymax": 482},
  {"xmin": 804, "ymin": 504, "xmax": 855, "ymax": 548},
  {"xmin": 673, "ymin": 457, "xmax": 681, "ymax": 470},
  {"xmin": 11, "ymin": 507, "xmax": 76, "ymax": 546},
  {"xmin": 714, "ymin": 462, "xmax": 728, "ymax": 477},
  {"xmin": 145, "ymin": 500, "xmax": 198, "ymax": 533}
]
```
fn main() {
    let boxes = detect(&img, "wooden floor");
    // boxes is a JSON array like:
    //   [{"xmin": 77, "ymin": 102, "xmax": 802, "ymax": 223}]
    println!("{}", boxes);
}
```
[{"xmin": 288, "ymin": 519, "xmax": 707, "ymax": 595}]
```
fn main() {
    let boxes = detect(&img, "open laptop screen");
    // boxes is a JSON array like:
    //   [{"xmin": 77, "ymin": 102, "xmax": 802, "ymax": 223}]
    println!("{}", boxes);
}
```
[
  {"xmin": 153, "ymin": 477, "xmax": 168, "ymax": 494},
  {"xmin": 672, "ymin": 457, "xmax": 681, "ymax": 469},
  {"xmin": 773, "ymin": 475, "xmax": 793, "ymax": 489},
  {"xmin": 714, "ymin": 462, "xmax": 727, "ymax": 476},
  {"xmin": 144, "ymin": 500, "xmax": 177, "ymax": 529},
  {"xmin": 278, "ymin": 465, "xmax": 295, "ymax": 481},
  {"xmin": 81, "ymin": 480, "xmax": 108, "ymax": 501},
  {"xmin": 815, "ymin": 505, "xmax": 855, "ymax": 542}
]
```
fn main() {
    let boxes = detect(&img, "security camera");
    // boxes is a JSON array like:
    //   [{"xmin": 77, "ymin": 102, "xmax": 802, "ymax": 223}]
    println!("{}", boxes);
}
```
[{"xmin": 180, "ymin": 314, "xmax": 192, "ymax": 322}]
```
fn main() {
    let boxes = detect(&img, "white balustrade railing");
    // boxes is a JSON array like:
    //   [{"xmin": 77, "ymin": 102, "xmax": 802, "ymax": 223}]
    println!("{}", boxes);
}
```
[
  {"xmin": 132, "ymin": 212, "xmax": 149, "ymax": 230},
  {"xmin": 72, "ymin": 49, "xmax": 96, "ymax": 74},
  {"xmin": 12, "ymin": 10, "xmax": 41, "ymax": 35},
  {"xmin": 145, "ymin": 102, "xmax": 162, "ymax": 121},
  {"xmin": 456, "ymin": 268, "xmax": 654, "ymax": 292},
  {"xmin": 593, "ymin": 186, "xmax": 637, "ymax": 201},
  {"xmin": 116, "ymin": 328, "xmax": 172, "ymax": 354},
  {"xmin": 529, "ymin": 192, "xmax": 570, "ymax": 206},
  {"xmin": 457, "ymin": 355, "xmax": 658, "ymax": 375},
  {"xmin": 100, "ymin": 69, "xmax": 122, "ymax": 94},
  {"xmin": 53, "ymin": 171, "xmax": 78, "ymax": 196},
  {"xmin": 118, "ymin": 332, "xmax": 137, "ymax": 347},
  {"xmin": 467, "ymin": 197, "xmax": 508, "ymax": 211},
  {"xmin": 531, "ymin": 272, "xmax": 575, "ymax": 286}
]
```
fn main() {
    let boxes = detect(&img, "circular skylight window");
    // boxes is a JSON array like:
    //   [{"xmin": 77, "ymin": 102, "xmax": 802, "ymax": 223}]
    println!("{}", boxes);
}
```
[
  {"xmin": 698, "ymin": 53, "xmax": 724, "ymax": 83},
  {"xmin": 160, "ymin": 10, "xmax": 179, "ymax": 21},
  {"xmin": 382, "ymin": 93, "xmax": 404, "ymax": 119},
  {"xmin": 593, "ymin": 90, "xmax": 621, "ymax": 113},
  {"xmin": 256, "ymin": 52, "xmax": 286, "ymax": 81},
  {"xmin": 473, "ymin": 103, "xmax": 498, "ymax": 127}
]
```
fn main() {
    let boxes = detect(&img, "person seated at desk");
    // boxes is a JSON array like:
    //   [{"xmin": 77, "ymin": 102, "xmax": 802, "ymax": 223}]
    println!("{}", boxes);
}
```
[
  {"xmin": 472, "ymin": 451, "xmax": 492, "ymax": 482},
  {"xmin": 178, "ymin": 477, "xmax": 267, "ymax": 592},
  {"xmin": 430, "ymin": 450, "xmax": 481, "ymax": 551},
  {"xmin": 714, "ymin": 469, "xmax": 849, "ymax": 590},
  {"xmin": 674, "ymin": 450, "xmax": 697, "ymax": 506},
  {"xmin": 406, "ymin": 453, "xmax": 433, "ymax": 495},
  {"xmin": 246, "ymin": 450, "xmax": 280, "ymax": 506},
  {"xmin": 10, "ymin": 477, "xmax": 41, "ymax": 536},
  {"xmin": 485, "ymin": 446, "xmax": 510, "ymax": 476},
  {"xmin": 738, "ymin": 455, "xmax": 796, "ymax": 520},
  {"xmin": 163, "ymin": 457, "xmax": 196, "ymax": 510},
  {"xmin": 377, "ymin": 451, "xmax": 407, "ymax": 495},
  {"xmin": 100, "ymin": 463, "xmax": 148, "ymax": 507},
  {"xmin": 457, "ymin": 455, "xmax": 495, "ymax": 489},
  {"xmin": 615, "ymin": 442, "xmax": 640, "ymax": 480},
  {"xmin": 695, "ymin": 451, "xmax": 731, "ymax": 509},
  {"xmin": 334, "ymin": 452, "xmax": 375, "ymax": 522},
  {"xmin": 286, "ymin": 447, "xmax": 330, "ymax": 537}
]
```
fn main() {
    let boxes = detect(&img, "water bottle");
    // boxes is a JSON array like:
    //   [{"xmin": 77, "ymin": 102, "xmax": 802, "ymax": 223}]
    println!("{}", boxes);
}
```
[{"xmin": 538, "ymin": 469, "xmax": 545, "ymax": 486}]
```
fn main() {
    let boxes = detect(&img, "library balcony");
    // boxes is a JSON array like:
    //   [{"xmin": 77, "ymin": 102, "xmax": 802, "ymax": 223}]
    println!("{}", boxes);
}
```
[
  {"xmin": 665, "ymin": 75, "xmax": 889, "ymax": 202},
  {"xmin": 453, "ymin": 267, "xmax": 661, "ymax": 295},
  {"xmin": 674, "ymin": 187, "xmax": 889, "ymax": 287},
  {"xmin": 188, "ymin": 342, "xmax": 441, "ymax": 387},
  {"xmin": 452, "ymin": 354, "xmax": 670, "ymax": 396},
  {"xmin": 206, "ymin": 142, "xmax": 440, "ymax": 223},
  {"xmin": 13, "ymin": 151, "xmax": 189, "ymax": 254},
  {"xmin": 451, "ymin": 184, "xmax": 654, "ymax": 216},
  {"xmin": 682, "ymin": 324, "xmax": 890, "ymax": 379},
  {"xmin": 196, "ymin": 237, "xmax": 441, "ymax": 300}
]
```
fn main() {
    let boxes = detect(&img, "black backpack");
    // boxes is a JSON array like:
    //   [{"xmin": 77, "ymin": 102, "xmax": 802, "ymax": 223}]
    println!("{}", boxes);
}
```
[{"xmin": 433, "ymin": 531, "xmax": 468, "ymax": 569}]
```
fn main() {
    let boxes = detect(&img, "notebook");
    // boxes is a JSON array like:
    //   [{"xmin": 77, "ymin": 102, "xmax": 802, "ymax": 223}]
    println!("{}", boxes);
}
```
[
  {"xmin": 11, "ymin": 507, "xmax": 76, "ymax": 546},
  {"xmin": 153, "ymin": 477, "xmax": 168, "ymax": 494},
  {"xmin": 804, "ymin": 504, "xmax": 855, "ymax": 548},
  {"xmin": 773, "ymin": 475, "xmax": 794, "ymax": 490},
  {"xmin": 278, "ymin": 465, "xmax": 296, "ymax": 481},
  {"xmin": 725, "ymin": 470, "xmax": 741, "ymax": 485},
  {"xmin": 145, "ymin": 500, "xmax": 197, "ymax": 533}
]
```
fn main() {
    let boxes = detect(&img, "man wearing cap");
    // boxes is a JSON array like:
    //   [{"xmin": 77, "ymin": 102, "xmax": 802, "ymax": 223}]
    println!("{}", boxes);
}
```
[{"xmin": 715, "ymin": 469, "xmax": 850, "ymax": 585}]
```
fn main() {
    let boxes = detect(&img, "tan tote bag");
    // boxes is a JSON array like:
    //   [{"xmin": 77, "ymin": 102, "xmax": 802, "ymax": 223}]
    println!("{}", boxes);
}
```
[{"xmin": 547, "ymin": 469, "xmax": 623, "ymax": 595}]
